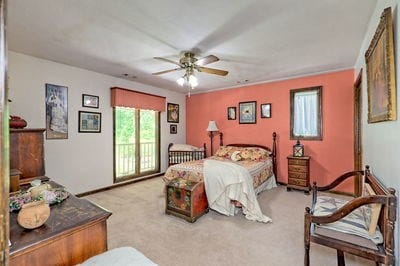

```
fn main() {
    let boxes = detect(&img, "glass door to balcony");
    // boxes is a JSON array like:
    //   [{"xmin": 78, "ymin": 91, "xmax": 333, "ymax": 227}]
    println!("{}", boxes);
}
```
[{"xmin": 114, "ymin": 107, "xmax": 160, "ymax": 182}]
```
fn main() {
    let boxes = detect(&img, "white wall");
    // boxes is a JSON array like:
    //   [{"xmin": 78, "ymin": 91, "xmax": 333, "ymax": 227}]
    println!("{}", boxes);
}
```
[
  {"xmin": 354, "ymin": 1, "xmax": 399, "ymax": 264},
  {"xmin": 8, "ymin": 51, "xmax": 186, "ymax": 194}
]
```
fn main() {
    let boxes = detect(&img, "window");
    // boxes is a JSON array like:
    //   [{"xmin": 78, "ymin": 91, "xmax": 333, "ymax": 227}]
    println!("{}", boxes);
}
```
[
  {"xmin": 114, "ymin": 107, "xmax": 160, "ymax": 182},
  {"xmin": 290, "ymin": 86, "xmax": 322, "ymax": 140}
]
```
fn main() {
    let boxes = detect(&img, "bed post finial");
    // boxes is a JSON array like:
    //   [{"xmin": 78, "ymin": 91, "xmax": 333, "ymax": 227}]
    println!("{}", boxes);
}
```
[
  {"xmin": 219, "ymin": 132, "xmax": 223, "ymax": 146},
  {"xmin": 272, "ymin": 132, "xmax": 277, "ymax": 179}
]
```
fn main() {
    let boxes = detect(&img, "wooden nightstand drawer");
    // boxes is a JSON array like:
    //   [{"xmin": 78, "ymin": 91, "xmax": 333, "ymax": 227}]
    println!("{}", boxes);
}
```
[
  {"xmin": 288, "ymin": 165, "xmax": 307, "ymax": 173},
  {"xmin": 288, "ymin": 172, "xmax": 307, "ymax": 180},
  {"xmin": 288, "ymin": 178, "xmax": 307, "ymax": 187},
  {"xmin": 288, "ymin": 159, "xmax": 308, "ymax": 166},
  {"xmin": 287, "ymin": 155, "xmax": 310, "ymax": 193}
]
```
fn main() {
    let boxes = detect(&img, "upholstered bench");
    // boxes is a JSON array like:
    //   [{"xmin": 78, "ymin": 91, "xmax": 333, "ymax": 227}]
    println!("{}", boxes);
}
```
[
  {"xmin": 81, "ymin": 247, "xmax": 157, "ymax": 266},
  {"xmin": 312, "ymin": 194, "xmax": 383, "ymax": 249},
  {"xmin": 304, "ymin": 166, "xmax": 397, "ymax": 266}
]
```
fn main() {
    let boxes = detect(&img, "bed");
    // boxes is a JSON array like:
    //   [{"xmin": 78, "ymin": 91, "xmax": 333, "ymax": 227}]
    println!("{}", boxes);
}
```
[
  {"xmin": 164, "ymin": 132, "xmax": 278, "ymax": 222},
  {"xmin": 167, "ymin": 143, "xmax": 206, "ymax": 166},
  {"xmin": 168, "ymin": 133, "xmax": 224, "ymax": 166}
]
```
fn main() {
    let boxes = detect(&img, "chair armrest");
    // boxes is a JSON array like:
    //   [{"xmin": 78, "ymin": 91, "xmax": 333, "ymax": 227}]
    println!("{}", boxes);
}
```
[
  {"xmin": 316, "ymin": 170, "xmax": 364, "ymax": 192},
  {"xmin": 310, "ymin": 170, "xmax": 364, "ymax": 206}
]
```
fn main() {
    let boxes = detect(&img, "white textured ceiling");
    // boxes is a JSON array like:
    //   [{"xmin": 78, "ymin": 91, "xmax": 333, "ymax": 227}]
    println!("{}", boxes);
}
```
[{"xmin": 8, "ymin": 0, "xmax": 376, "ymax": 94}]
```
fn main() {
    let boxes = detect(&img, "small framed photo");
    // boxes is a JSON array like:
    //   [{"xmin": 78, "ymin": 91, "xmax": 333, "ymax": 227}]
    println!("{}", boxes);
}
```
[
  {"xmin": 167, "ymin": 103, "xmax": 179, "ymax": 123},
  {"xmin": 82, "ymin": 94, "xmax": 99, "ymax": 108},
  {"xmin": 227, "ymin": 107, "xmax": 236, "ymax": 120},
  {"xmin": 170, "ymin": 124, "xmax": 177, "ymax": 134},
  {"xmin": 239, "ymin": 101, "xmax": 256, "ymax": 124},
  {"xmin": 261, "ymin": 103, "xmax": 271, "ymax": 118},
  {"xmin": 78, "ymin": 111, "xmax": 101, "ymax": 133}
]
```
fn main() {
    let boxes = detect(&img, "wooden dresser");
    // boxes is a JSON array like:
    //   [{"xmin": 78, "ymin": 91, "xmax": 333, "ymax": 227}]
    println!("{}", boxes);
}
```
[
  {"xmin": 10, "ymin": 128, "xmax": 46, "ymax": 185},
  {"xmin": 10, "ymin": 182, "xmax": 112, "ymax": 266},
  {"xmin": 287, "ymin": 156, "xmax": 310, "ymax": 194}
]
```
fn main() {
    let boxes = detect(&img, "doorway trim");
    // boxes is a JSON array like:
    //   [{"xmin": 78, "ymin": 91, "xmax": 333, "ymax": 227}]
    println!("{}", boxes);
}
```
[{"xmin": 354, "ymin": 69, "xmax": 363, "ymax": 196}]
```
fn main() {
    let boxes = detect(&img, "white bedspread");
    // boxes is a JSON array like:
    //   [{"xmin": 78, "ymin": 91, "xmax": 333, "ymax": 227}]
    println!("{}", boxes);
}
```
[{"xmin": 204, "ymin": 159, "xmax": 272, "ymax": 223}]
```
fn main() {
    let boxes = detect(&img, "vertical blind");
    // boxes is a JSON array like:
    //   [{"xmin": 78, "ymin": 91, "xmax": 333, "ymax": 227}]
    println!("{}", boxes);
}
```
[{"xmin": 111, "ymin": 87, "xmax": 166, "ymax": 112}]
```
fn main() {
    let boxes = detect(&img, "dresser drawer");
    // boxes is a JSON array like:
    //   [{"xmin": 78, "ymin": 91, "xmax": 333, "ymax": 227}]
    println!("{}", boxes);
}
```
[
  {"xmin": 288, "ymin": 172, "xmax": 307, "ymax": 180},
  {"xmin": 288, "ymin": 178, "xmax": 307, "ymax": 187},
  {"xmin": 288, "ymin": 165, "xmax": 307, "ymax": 173},
  {"xmin": 288, "ymin": 159, "xmax": 308, "ymax": 166}
]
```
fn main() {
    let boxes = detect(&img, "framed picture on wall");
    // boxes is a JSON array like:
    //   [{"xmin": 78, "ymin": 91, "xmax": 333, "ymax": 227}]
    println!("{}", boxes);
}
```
[
  {"xmin": 78, "ymin": 111, "xmax": 101, "ymax": 133},
  {"xmin": 82, "ymin": 94, "xmax": 99, "ymax": 108},
  {"xmin": 261, "ymin": 103, "xmax": 271, "ymax": 118},
  {"xmin": 170, "ymin": 124, "xmax": 177, "ymax": 134},
  {"xmin": 227, "ymin": 107, "xmax": 236, "ymax": 120},
  {"xmin": 239, "ymin": 101, "xmax": 256, "ymax": 124},
  {"xmin": 365, "ymin": 7, "xmax": 396, "ymax": 123},
  {"xmin": 45, "ymin": 83, "xmax": 68, "ymax": 139},
  {"xmin": 167, "ymin": 103, "xmax": 179, "ymax": 123}
]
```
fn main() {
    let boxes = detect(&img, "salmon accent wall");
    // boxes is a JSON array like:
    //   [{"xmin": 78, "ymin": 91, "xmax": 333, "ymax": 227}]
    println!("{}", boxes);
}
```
[{"xmin": 186, "ymin": 69, "xmax": 355, "ymax": 189}]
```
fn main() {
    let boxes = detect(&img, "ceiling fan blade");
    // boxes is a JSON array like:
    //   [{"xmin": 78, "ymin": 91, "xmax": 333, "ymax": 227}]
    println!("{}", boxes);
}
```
[
  {"xmin": 196, "ymin": 55, "xmax": 219, "ymax": 66},
  {"xmin": 152, "ymin": 67, "xmax": 182, "ymax": 75},
  {"xmin": 154, "ymin": 57, "xmax": 183, "ymax": 67},
  {"xmin": 197, "ymin": 66, "xmax": 228, "ymax": 76}
]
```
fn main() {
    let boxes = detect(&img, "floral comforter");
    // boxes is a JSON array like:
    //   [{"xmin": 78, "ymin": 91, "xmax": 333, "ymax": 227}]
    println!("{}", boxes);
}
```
[{"xmin": 163, "ymin": 156, "xmax": 273, "ymax": 189}]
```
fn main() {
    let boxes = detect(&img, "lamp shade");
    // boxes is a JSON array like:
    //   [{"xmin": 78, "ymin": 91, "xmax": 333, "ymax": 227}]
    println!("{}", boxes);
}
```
[{"xmin": 206, "ymin": 121, "xmax": 219, "ymax": 131}]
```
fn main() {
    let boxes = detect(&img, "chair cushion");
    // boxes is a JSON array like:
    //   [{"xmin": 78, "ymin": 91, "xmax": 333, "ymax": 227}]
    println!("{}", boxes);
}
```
[
  {"xmin": 81, "ymin": 247, "xmax": 157, "ymax": 266},
  {"xmin": 313, "ymin": 196, "xmax": 383, "ymax": 245}
]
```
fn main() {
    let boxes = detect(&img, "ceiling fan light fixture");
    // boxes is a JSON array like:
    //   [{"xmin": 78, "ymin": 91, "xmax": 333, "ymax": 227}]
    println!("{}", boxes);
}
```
[
  {"xmin": 176, "ymin": 77, "xmax": 185, "ymax": 86},
  {"xmin": 188, "ymin": 75, "xmax": 198, "ymax": 87}
]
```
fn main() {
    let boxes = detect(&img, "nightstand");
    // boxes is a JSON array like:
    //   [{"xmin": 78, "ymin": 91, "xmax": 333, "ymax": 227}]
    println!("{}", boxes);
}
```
[{"xmin": 287, "ymin": 156, "xmax": 310, "ymax": 194}]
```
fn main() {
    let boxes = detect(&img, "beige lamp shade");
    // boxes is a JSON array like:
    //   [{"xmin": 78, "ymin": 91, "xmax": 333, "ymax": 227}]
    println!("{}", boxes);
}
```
[{"xmin": 206, "ymin": 121, "xmax": 219, "ymax": 132}]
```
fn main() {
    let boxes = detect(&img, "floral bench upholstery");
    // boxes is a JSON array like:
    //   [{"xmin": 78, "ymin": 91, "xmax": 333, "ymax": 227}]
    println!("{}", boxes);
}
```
[{"xmin": 304, "ymin": 166, "xmax": 397, "ymax": 266}]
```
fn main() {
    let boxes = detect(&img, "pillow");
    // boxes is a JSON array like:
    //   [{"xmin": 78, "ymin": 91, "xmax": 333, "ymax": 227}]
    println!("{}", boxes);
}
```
[
  {"xmin": 313, "ymin": 196, "xmax": 383, "ymax": 244},
  {"xmin": 230, "ymin": 151, "xmax": 242, "ymax": 161},
  {"xmin": 240, "ymin": 147, "xmax": 271, "ymax": 161},
  {"xmin": 215, "ymin": 146, "xmax": 238, "ymax": 158},
  {"xmin": 362, "ymin": 183, "xmax": 382, "ymax": 235},
  {"xmin": 170, "ymin": 144, "xmax": 198, "ymax": 151},
  {"xmin": 240, "ymin": 149, "xmax": 252, "ymax": 160}
]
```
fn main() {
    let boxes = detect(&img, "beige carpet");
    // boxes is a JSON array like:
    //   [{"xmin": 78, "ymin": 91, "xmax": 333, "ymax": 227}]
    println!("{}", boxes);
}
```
[{"xmin": 85, "ymin": 178, "xmax": 374, "ymax": 266}]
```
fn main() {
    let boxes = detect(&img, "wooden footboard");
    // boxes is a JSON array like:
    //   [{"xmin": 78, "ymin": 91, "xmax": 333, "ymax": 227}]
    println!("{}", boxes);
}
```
[{"xmin": 168, "ymin": 143, "xmax": 206, "ymax": 166}]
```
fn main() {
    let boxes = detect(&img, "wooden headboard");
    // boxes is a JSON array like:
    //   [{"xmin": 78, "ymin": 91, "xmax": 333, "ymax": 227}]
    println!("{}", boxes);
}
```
[{"xmin": 225, "ymin": 132, "xmax": 277, "ymax": 179}]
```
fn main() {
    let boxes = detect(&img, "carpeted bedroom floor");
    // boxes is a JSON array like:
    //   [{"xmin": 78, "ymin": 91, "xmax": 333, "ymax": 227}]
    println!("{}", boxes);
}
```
[{"xmin": 84, "ymin": 177, "xmax": 374, "ymax": 266}]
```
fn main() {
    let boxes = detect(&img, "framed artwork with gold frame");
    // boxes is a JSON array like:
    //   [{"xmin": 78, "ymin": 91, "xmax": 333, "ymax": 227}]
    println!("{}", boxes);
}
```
[
  {"xmin": 167, "ymin": 103, "xmax": 179, "ymax": 123},
  {"xmin": 365, "ymin": 7, "xmax": 396, "ymax": 123}
]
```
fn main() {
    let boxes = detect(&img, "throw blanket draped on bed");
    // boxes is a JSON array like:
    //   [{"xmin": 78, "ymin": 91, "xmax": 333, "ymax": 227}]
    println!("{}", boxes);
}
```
[{"xmin": 204, "ymin": 159, "xmax": 272, "ymax": 223}]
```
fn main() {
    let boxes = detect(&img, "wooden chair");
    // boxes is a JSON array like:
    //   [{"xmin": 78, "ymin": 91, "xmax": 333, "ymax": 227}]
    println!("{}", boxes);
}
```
[{"xmin": 304, "ymin": 166, "xmax": 397, "ymax": 265}]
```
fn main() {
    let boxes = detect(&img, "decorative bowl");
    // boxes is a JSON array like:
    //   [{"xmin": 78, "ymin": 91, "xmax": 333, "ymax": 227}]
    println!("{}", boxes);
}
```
[{"xmin": 17, "ymin": 200, "xmax": 50, "ymax": 229}]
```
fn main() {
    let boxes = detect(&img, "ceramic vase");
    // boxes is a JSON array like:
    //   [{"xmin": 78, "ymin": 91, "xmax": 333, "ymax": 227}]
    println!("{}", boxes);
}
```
[
  {"xmin": 9, "ymin": 115, "xmax": 27, "ymax": 129},
  {"xmin": 17, "ymin": 200, "xmax": 50, "ymax": 229}
]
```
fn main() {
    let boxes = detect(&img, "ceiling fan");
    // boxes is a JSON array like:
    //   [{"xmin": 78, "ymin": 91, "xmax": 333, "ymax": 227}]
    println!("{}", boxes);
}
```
[{"xmin": 152, "ymin": 52, "xmax": 228, "ymax": 88}]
